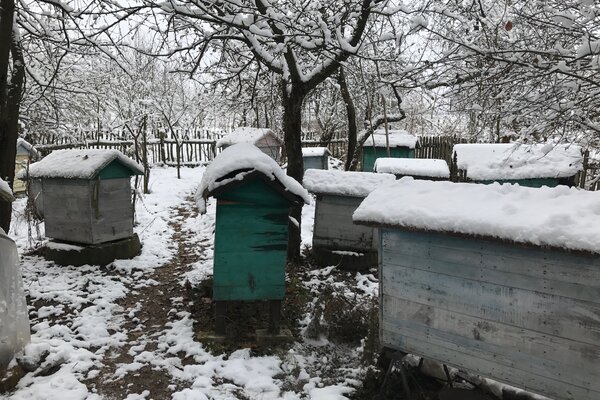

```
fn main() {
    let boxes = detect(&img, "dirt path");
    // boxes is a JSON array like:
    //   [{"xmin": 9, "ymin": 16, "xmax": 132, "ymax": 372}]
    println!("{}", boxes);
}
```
[{"xmin": 89, "ymin": 196, "xmax": 208, "ymax": 399}]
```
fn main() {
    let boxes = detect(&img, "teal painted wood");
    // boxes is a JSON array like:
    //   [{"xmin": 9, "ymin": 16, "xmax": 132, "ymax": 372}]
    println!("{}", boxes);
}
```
[
  {"xmin": 361, "ymin": 147, "xmax": 414, "ymax": 172},
  {"xmin": 476, "ymin": 177, "xmax": 560, "ymax": 187},
  {"xmin": 213, "ymin": 179, "xmax": 289, "ymax": 301},
  {"xmin": 98, "ymin": 160, "xmax": 141, "ymax": 179},
  {"xmin": 379, "ymin": 229, "xmax": 600, "ymax": 400}
]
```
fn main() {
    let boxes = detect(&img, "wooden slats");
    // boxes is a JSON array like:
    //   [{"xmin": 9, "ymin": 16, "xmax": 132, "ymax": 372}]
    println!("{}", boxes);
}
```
[{"xmin": 379, "ymin": 229, "xmax": 600, "ymax": 400}]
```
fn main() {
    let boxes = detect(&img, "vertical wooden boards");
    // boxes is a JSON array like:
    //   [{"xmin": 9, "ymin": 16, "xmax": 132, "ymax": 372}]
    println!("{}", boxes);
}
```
[
  {"xmin": 303, "ymin": 155, "xmax": 328, "ymax": 171},
  {"xmin": 213, "ymin": 179, "xmax": 289, "ymax": 301},
  {"xmin": 43, "ymin": 179, "xmax": 94, "ymax": 244},
  {"xmin": 43, "ymin": 177, "xmax": 134, "ymax": 245},
  {"xmin": 91, "ymin": 178, "xmax": 134, "ymax": 244},
  {"xmin": 379, "ymin": 229, "xmax": 600, "ymax": 400},
  {"xmin": 362, "ymin": 147, "xmax": 415, "ymax": 172},
  {"xmin": 313, "ymin": 194, "xmax": 376, "ymax": 252}
]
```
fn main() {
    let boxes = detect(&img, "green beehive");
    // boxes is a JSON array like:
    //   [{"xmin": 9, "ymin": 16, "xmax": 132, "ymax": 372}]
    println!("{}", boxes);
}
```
[
  {"xmin": 199, "ymin": 143, "xmax": 309, "ymax": 334},
  {"xmin": 361, "ymin": 129, "xmax": 418, "ymax": 172},
  {"xmin": 452, "ymin": 143, "xmax": 583, "ymax": 187}
]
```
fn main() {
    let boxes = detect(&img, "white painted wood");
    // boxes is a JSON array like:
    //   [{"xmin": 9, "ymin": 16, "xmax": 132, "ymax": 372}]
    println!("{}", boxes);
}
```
[{"xmin": 379, "ymin": 229, "xmax": 600, "ymax": 400}]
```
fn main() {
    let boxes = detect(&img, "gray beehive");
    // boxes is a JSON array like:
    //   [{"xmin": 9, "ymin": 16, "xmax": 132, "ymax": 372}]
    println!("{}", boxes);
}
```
[
  {"xmin": 216, "ymin": 127, "xmax": 282, "ymax": 161},
  {"xmin": 302, "ymin": 147, "xmax": 331, "ymax": 171},
  {"xmin": 303, "ymin": 169, "xmax": 395, "ymax": 270},
  {"xmin": 354, "ymin": 179, "xmax": 600, "ymax": 400},
  {"xmin": 24, "ymin": 149, "xmax": 143, "ymax": 245}
]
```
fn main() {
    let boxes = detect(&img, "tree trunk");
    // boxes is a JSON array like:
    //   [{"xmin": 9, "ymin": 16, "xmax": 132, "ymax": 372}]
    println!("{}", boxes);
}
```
[
  {"xmin": 338, "ymin": 68, "xmax": 357, "ymax": 171},
  {"xmin": 282, "ymin": 84, "xmax": 304, "ymax": 263},
  {"xmin": 0, "ymin": 0, "xmax": 22, "ymax": 233}
]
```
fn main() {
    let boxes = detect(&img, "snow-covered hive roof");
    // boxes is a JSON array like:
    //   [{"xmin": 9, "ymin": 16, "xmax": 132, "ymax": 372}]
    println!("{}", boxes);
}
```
[
  {"xmin": 22, "ymin": 149, "xmax": 143, "ymax": 180},
  {"xmin": 365, "ymin": 129, "xmax": 419, "ymax": 149},
  {"xmin": 16, "ymin": 138, "xmax": 39, "ymax": 159},
  {"xmin": 353, "ymin": 178, "xmax": 600, "ymax": 253},
  {"xmin": 302, "ymin": 147, "xmax": 331, "ymax": 157},
  {"xmin": 0, "ymin": 177, "xmax": 15, "ymax": 202},
  {"xmin": 303, "ymin": 169, "xmax": 396, "ymax": 197},
  {"xmin": 216, "ymin": 127, "xmax": 282, "ymax": 149},
  {"xmin": 453, "ymin": 143, "xmax": 583, "ymax": 180},
  {"xmin": 198, "ymin": 143, "xmax": 310, "ymax": 213},
  {"xmin": 374, "ymin": 158, "xmax": 450, "ymax": 178}
]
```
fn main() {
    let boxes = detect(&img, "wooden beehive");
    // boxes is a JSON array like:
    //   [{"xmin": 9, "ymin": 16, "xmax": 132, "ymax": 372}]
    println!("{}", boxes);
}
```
[
  {"xmin": 374, "ymin": 158, "xmax": 450, "ymax": 181},
  {"xmin": 303, "ymin": 169, "xmax": 395, "ymax": 270},
  {"xmin": 216, "ymin": 127, "xmax": 282, "ymax": 161},
  {"xmin": 361, "ymin": 129, "xmax": 419, "ymax": 172},
  {"xmin": 24, "ymin": 149, "xmax": 143, "ymax": 245},
  {"xmin": 354, "ymin": 179, "xmax": 600, "ymax": 400},
  {"xmin": 452, "ymin": 143, "xmax": 583, "ymax": 187},
  {"xmin": 200, "ymin": 143, "xmax": 308, "ymax": 302},
  {"xmin": 13, "ymin": 138, "xmax": 39, "ymax": 194},
  {"xmin": 302, "ymin": 147, "xmax": 330, "ymax": 171}
]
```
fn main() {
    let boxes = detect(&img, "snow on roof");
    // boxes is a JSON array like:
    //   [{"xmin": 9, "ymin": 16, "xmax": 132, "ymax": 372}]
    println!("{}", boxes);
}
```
[
  {"xmin": 302, "ymin": 147, "xmax": 331, "ymax": 157},
  {"xmin": 0, "ymin": 177, "xmax": 15, "ymax": 202},
  {"xmin": 365, "ymin": 129, "xmax": 419, "ymax": 149},
  {"xmin": 374, "ymin": 158, "xmax": 450, "ymax": 178},
  {"xmin": 22, "ymin": 149, "xmax": 143, "ymax": 180},
  {"xmin": 453, "ymin": 143, "xmax": 583, "ymax": 180},
  {"xmin": 198, "ymin": 143, "xmax": 310, "ymax": 212},
  {"xmin": 216, "ymin": 127, "xmax": 281, "ymax": 148},
  {"xmin": 303, "ymin": 169, "xmax": 396, "ymax": 197},
  {"xmin": 16, "ymin": 138, "xmax": 38, "ymax": 158},
  {"xmin": 353, "ymin": 178, "xmax": 600, "ymax": 253}
]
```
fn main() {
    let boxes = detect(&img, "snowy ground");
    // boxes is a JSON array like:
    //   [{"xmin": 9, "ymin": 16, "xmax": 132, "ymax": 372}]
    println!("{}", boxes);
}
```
[{"xmin": 2, "ymin": 166, "xmax": 378, "ymax": 400}]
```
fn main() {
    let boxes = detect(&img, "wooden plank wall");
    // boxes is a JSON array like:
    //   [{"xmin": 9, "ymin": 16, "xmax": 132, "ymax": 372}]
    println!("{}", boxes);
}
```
[
  {"xmin": 379, "ymin": 229, "xmax": 600, "ymax": 400},
  {"xmin": 43, "ymin": 179, "xmax": 94, "ymax": 244},
  {"xmin": 313, "ymin": 194, "xmax": 377, "ymax": 252},
  {"xmin": 91, "ymin": 178, "xmax": 134, "ymax": 244}
]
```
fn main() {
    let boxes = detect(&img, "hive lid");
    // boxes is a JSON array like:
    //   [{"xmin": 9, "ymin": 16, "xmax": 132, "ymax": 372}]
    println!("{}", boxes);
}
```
[
  {"xmin": 198, "ymin": 143, "xmax": 310, "ymax": 213},
  {"xmin": 453, "ymin": 143, "xmax": 583, "ymax": 180},
  {"xmin": 303, "ymin": 169, "xmax": 396, "ymax": 197},
  {"xmin": 374, "ymin": 158, "xmax": 450, "ymax": 178},
  {"xmin": 20, "ymin": 149, "xmax": 143, "ymax": 180},
  {"xmin": 365, "ymin": 129, "xmax": 419, "ymax": 149},
  {"xmin": 353, "ymin": 178, "xmax": 600, "ymax": 254},
  {"xmin": 302, "ymin": 147, "xmax": 331, "ymax": 157},
  {"xmin": 216, "ymin": 127, "xmax": 282, "ymax": 149}
]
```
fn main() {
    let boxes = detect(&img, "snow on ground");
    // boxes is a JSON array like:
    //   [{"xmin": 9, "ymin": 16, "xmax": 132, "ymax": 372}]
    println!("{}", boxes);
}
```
[
  {"xmin": 3, "ymin": 165, "xmax": 372, "ymax": 400},
  {"xmin": 5, "ymin": 167, "xmax": 206, "ymax": 400}
]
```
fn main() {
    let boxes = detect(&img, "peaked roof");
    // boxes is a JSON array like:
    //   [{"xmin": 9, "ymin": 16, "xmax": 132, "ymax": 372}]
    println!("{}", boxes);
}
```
[
  {"xmin": 216, "ymin": 127, "xmax": 282, "ymax": 149},
  {"xmin": 22, "ymin": 149, "xmax": 143, "ymax": 180},
  {"xmin": 0, "ymin": 177, "xmax": 15, "ymax": 202},
  {"xmin": 198, "ymin": 143, "xmax": 309, "ymax": 212},
  {"xmin": 16, "ymin": 138, "xmax": 39, "ymax": 159}
]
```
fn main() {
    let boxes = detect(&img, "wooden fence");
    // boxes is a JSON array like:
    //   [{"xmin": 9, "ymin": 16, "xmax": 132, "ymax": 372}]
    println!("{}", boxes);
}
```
[{"xmin": 31, "ymin": 132, "xmax": 600, "ymax": 191}]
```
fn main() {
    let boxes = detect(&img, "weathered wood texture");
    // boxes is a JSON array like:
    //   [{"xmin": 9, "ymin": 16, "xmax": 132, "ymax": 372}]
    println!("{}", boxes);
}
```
[
  {"xmin": 361, "ymin": 147, "xmax": 415, "ymax": 172},
  {"xmin": 43, "ymin": 178, "xmax": 133, "ymax": 245},
  {"xmin": 255, "ymin": 136, "xmax": 282, "ymax": 161},
  {"xmin": 313, "ymin": 194, "xmax": 378, "ymax": 268},
  {"xmin": 303, "ymin": 155, "xmax": 328, "ymax": 171},
  {"xmin": 379, "ymin": 229, "xmax": 600, "ymax": 400},
  {"xmin": 213, "ymin": 179, "xmax": 289, "ymax": 301},
  {"xmin": 13, "ymin": 154, "xmax": 29, "ymax": 193}
]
